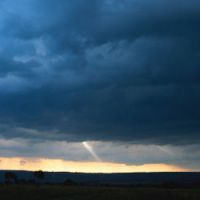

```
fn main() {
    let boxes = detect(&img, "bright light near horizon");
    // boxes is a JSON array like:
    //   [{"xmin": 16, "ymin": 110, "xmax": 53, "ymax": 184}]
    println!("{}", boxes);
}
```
[
  {"xmin": 82, "ymin": 141, "xmax": 102, "ymax": 162},
  {"xmin": 0, "ymin": 157, "xmax": 189, "ymax": 173}
]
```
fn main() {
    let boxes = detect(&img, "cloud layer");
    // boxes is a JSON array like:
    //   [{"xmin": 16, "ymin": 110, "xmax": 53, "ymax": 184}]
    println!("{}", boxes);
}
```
[
  {"xmin": 0, "ymin": 137, "xmax": 200, "ymax": 170},
  {"xmin": 0, "ymin": 0, "xmax": 200, "ymax": 144}
]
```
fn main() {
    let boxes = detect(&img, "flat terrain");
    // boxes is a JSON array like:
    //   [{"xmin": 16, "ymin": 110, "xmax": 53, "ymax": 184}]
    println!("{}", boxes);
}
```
[{"xmin": 0, "ymin": 185, "xmax": 200, "ymax": 200}]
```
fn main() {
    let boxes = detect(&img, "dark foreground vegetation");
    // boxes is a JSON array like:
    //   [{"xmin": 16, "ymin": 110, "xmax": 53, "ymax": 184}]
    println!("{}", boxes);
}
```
[
  {"xmin": 0, "ymin": 185, "xmax": 200, "ymax": 200},
  {"xmin": 1, "ymin": 171, "xmax": 200, "ymax": 199}
]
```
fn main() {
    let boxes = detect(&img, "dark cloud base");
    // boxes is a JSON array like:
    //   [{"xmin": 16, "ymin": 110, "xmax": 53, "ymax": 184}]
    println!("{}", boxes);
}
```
[{"xmin": 0, "ymin": 0, "xmax": 200, "ymax": 144}]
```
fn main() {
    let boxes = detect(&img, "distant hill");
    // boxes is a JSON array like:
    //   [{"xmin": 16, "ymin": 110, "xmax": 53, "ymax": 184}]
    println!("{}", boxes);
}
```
[{"xmin": 1, "ymin": 171, "xmax": 200, "ymax": 185}]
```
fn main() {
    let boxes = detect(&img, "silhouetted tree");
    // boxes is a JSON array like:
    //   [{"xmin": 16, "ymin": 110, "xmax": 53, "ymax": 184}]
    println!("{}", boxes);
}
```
[
  {"xmin": 4, "ymin": 172, "xmax": 17, "ymax": 184},
  {"xmin": 33, "ymin": 170, "xmax": 45, "ymax": 185}
]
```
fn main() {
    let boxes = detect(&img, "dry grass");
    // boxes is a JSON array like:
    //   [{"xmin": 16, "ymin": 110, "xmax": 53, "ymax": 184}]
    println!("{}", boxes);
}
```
[{"xmin": 0, "ymin": 185, "xmax": 200, "ymax": 200}]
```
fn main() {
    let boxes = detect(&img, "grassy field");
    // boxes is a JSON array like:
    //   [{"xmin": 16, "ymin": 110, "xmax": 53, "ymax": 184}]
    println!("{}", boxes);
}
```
[{"xmin": 0, "ymin": 185, "xmax": 200, "ymax": 200}]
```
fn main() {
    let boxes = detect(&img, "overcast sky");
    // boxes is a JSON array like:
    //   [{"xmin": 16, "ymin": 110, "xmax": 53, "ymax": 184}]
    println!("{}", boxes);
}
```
[{"xmin": 0, "ymin": 0, "xmax": 200, "ymax": 172}]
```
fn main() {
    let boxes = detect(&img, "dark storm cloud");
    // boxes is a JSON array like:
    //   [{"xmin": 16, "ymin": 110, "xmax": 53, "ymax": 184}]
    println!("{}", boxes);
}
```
[
  {"xmin": 0, "ymin": 0, "xmax": 200, "ymax": 144},
  {"xmin": 0, "ymin": 56, "xmax": 39, "ymax": 78}
]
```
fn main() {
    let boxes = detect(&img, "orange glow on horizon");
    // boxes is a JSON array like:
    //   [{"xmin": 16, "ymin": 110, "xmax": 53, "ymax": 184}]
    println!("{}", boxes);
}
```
[{"xmin": 0, "ymin": 157, "xmax": 189, "ymax": 173}]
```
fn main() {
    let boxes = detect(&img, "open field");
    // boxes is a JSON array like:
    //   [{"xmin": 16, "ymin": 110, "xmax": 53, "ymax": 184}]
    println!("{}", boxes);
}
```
[{"xmin": 0, "ymin": 185, "xmax": 200, "ymax": 200}]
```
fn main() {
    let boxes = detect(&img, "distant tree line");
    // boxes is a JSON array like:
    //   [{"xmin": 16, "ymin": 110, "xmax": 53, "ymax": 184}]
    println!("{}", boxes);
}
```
[
  {"xmin": 3, "ymin": 170, "xmax": 77, "ymax": 186},
  {"xmin": 4, "ymin": 170, "xmax": 45, "ymax": 185}
]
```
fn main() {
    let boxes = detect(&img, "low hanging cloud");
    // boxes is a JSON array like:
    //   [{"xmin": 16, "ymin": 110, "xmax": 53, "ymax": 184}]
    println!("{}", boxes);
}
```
[
  {"xmin": 1, "ymin": 137, "xmax": 200, "ymax": 170},
  {"xmin": 0, "ymin": 0, "xmax": 200, "ymax": 144}
]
